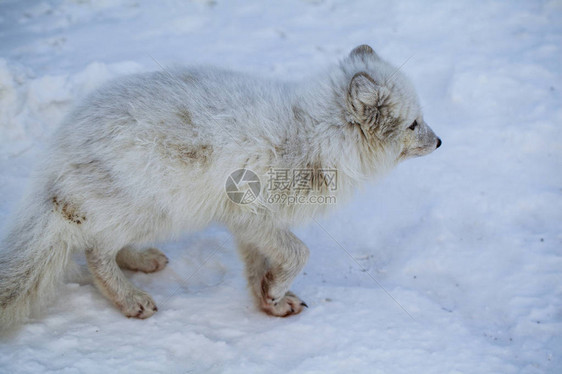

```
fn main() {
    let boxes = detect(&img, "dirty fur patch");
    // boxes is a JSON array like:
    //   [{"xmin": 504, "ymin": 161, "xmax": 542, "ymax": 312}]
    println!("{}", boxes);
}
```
[
  {"xmin": 176, "ymin": 109, "xmax": 193, "ymax": 125},
  {"xmin": 164, "ymin": 143, "xmax": 214, "ymax": 166},
  {"xmin": 52, "ymin": 197, "xmax": 86, "ymax": 224}
]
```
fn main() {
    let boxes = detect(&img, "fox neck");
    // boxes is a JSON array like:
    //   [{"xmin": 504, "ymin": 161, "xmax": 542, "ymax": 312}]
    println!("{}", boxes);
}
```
[{"xmin": 290, "ymin": 77, "xmax": 398, "ymax": 197}]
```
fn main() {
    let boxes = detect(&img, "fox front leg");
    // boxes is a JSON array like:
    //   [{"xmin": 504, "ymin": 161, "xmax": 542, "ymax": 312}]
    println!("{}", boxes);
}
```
[{"xmin": 235, "ymin": 224, "xmax": 309, "ymax": 317}]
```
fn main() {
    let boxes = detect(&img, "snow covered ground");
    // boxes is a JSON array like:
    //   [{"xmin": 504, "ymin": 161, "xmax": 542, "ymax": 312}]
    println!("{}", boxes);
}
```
[{"xmin": 0, "ymin": 0, "xmax": 560, "ymax": 373}]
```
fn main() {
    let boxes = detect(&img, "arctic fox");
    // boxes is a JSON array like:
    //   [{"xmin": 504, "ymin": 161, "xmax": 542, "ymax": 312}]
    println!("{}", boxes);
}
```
[{"xmin": 0, "ymin": 45, "xmax": 440, "ymax": 330}]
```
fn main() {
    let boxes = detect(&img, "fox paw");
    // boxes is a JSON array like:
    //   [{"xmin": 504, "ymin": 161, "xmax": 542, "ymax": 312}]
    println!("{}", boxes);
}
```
[
  {"xmin": 261, "ymin": 291, "xmax": 308, "ymax": 317},
  {"xmin": 120, "ymin": 248, "xmax": 169, "ymax": 273},
  {"xmin": 118, "ymin": 290, "xmax": 158, "ymax": 319}
]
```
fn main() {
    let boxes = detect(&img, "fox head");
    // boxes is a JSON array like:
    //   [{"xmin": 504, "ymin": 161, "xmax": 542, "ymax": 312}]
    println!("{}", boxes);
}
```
[{"xmin": 342, "ymin": 44, "xmax": 441, "ymax": 164}]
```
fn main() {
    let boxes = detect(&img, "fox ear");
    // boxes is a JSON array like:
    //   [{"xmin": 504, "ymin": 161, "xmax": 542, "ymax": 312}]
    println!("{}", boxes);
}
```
[
  {"xmin": 349, "ymin": 44, "xmax": 380, "ymax": 60},
  {"xmin": 348, "ymin": 72, "xmax": 388, "ymax": 122}
]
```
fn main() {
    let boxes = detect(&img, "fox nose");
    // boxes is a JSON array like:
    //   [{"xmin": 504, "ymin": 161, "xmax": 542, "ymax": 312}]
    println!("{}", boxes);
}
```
[{"xmin": 436, "ymin": 138, "xmax": 442, "ymax": 149}]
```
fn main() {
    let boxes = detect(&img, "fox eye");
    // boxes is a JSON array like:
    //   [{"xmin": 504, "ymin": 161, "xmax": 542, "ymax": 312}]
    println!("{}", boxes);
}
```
[{"xmin": 408, "ymin": 120, "xmax": 418, "ymax": 130}]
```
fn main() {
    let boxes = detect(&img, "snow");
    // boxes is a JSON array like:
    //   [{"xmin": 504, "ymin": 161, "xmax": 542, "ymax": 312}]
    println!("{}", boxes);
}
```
[{"xmin": 0, "ymin": 0, "xmax": 561, "ymax": 373}]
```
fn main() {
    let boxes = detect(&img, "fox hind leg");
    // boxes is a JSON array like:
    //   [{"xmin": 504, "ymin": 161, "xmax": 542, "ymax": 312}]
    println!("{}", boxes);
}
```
[
  {"xmin": 86, "ymin": 247, "xmax": 158, "ymax": 319},
  {"xmin": 116, "ymin": 246, "xmax": 168, "ymax": 273}
]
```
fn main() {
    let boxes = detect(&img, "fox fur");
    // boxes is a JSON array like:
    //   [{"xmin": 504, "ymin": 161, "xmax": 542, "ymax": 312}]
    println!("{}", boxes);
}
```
[{"xmin": 0, "ymin": 45, "xmax": 440, "ymax": 331}]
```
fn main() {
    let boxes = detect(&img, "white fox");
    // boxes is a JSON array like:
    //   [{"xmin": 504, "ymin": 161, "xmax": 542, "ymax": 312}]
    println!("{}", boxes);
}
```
[{"xmin": 0, "ymin": 45, "xmax": 440, "ymax": 331}]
